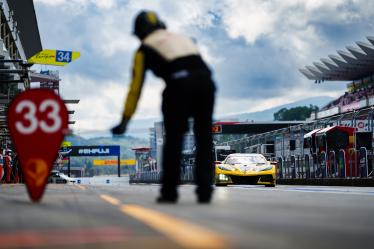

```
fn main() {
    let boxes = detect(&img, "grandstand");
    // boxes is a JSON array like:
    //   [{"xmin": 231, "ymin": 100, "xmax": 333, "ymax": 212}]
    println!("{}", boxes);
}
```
[{"xmin": 300, "ymin": 36, "xmax": 374, "ymax": 119}]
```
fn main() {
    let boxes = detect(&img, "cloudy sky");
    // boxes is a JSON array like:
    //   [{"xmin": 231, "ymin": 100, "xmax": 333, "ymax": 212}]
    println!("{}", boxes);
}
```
[{"xmin": 33, "ymin": 0, "xmax": 374, "ymax": 136}]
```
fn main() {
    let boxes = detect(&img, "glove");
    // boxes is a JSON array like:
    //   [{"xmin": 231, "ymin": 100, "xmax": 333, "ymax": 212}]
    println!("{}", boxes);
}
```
[{"xmin": 111, "ymin": 118, "xmax": 129, "ymax": 135}]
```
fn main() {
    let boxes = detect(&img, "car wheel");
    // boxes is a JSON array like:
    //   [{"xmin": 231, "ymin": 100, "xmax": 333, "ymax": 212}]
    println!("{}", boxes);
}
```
[{"xmin": 265, "ymin": 184, "xmax": 275, "ymax": 187}]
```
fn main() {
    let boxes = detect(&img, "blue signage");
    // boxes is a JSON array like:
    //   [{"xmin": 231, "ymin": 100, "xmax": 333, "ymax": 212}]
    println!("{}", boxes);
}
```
[
  {"xmin": 56, "ymin": 50, "xmax": 72, "ymax": 63},
  {"xmin": 68, "ymin": 146, "xmax": 120, "ymax": 157}
]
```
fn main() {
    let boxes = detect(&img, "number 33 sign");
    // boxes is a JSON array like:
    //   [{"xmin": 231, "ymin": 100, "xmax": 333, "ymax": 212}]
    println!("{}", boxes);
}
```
[{"xmin": 7, "ymin": 89, "xmax": 68, "ymax": 202}]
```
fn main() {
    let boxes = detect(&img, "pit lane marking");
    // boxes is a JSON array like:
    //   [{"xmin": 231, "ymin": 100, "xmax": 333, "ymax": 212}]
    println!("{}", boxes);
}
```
[
  {"xmin": 100, "ymin": 194, "xmax": 229, "ymax": 249},
  {"xmin": 0, "ymin": 227, "xmax": 129, "ymax": 248},
  {"xmin": 230, "ymin": 185, "xmax": 374, "ymax": 196},
  {"xmin": 75, "ymin": 185, "xmax": 86, "ymax": 190},
  {"xmin": 100, "ymin": 194, "xmax": 121, "ymax": 206}
]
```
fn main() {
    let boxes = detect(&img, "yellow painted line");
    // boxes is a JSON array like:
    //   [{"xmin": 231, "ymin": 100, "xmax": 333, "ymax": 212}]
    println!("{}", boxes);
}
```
[
  {"xmin": 100, "ymin": 194, "xmax": 121, "ymax": 206},
  {"xmin": 120, "ymin": 204, "xmax": 229, "ymax": 249},
  {"xmin": 76, "ymin": 185, "xmax": 86, "ymax": 190}
]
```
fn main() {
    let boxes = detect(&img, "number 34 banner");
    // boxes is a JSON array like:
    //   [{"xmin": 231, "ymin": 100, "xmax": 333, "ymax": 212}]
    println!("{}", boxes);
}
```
[
  {"xmin": 7, "ymin": 89, "xmax": 68, "ymax": 202},
  {"xmin": 28, "ymin": 49, "xmax": 80, "ymax": 66}
]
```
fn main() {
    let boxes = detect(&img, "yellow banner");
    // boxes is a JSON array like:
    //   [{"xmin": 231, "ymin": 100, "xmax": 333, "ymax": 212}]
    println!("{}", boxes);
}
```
[
  {"xmin": 28, "ymin": 49, "xmax": 80, "ymax": 66},
  {"xmin": 93, "ymin": 159, "xmax": 136, "ymax": 166}
]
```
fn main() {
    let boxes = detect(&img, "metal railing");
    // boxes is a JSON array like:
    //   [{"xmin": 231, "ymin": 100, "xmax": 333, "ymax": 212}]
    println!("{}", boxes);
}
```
[
  {"xmin": 276, "ymin": 148, "xmax": 374, "ymax": 180},
  {"xmin": 218, "ymin": 107, "xmax": 374, "ymax": 158},
  {"xmin": 129, "ymin": 165, "xmax": 196, "ymax": 184},
  {"xmin": 130, "ymin": 148, "xmax": 373, "ymax": 184}
]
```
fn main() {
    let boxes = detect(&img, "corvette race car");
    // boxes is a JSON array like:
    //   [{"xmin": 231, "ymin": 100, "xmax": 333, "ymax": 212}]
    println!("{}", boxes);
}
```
[{"xmin": 215, "ymin": 153, "xmax": 276, "ymax": 187}]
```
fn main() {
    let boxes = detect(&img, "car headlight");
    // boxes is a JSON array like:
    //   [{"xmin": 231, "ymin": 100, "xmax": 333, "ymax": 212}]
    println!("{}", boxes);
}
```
[
  {"xmin": 217, "ymin": 165, "xmax": 234, "ymax": 171},
  {"xmin": 218, "ymin": 174, "xmax": 229, "ymax": 181}
]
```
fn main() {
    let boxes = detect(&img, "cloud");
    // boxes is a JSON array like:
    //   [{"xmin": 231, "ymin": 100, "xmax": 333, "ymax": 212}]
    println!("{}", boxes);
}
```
[
  {"xmin": 219, "ymin": 0, "xmax": 373, "ymax": 61},
  {"xmin": 33, "ymin": 0, "xmax": 374, "ymax": 136},
  {"xmin": 221, "ymin": 0, "xmax": 276, "ymax": 44}
]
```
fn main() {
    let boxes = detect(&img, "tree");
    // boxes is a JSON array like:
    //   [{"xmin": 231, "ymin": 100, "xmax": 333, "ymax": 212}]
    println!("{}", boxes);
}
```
[{"xmin": 273, "ymin": 105, "xmax": 319, "ymax": 121}]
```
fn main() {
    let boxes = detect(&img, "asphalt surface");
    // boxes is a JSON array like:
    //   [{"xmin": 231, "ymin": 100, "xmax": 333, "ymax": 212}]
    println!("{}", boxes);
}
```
[{"xmin": 0, "ymin": 182, "xmax": 374, "ymax": 249}]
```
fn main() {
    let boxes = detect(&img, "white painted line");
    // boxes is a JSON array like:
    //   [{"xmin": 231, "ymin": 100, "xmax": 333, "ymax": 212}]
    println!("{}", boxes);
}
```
[{"xmin": 230, "ymin": 185, "xmax": 374, "ymax": 196}]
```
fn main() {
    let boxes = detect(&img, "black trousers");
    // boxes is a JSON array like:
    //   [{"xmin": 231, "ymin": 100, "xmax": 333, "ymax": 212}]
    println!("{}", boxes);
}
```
[{"xmin": 161, "ymin": 74, "xmax": 215, "ymax": 198}]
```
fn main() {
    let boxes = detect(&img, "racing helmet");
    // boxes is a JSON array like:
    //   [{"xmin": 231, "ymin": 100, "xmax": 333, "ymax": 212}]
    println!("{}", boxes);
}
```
[{"xmin": 133, "ymin": 10, "xmax": 166, "ymax": 40}]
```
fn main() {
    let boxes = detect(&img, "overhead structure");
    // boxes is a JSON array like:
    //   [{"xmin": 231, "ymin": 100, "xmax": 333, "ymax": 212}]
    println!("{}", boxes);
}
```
[
  {"xmin": 212, "ymin": 121, "xmax": 308, "ymax": 134},
  {"xmin": 30, "ymin": 72, "xmax": 60, "ymax": 83},
  {"xmin": 0, "ymin": 0, "xmax": 43, "ymax": 147},
  {"xmin": 300, "ymin": 36, "xmax": 374, "ymax": 81},
  {"xmin": 2, "ymin": 0, "xmax": 42, "ymax": 60},
  {"xmin": 0, "ymin": 1, "xmax": 80, "ymax": 149}
]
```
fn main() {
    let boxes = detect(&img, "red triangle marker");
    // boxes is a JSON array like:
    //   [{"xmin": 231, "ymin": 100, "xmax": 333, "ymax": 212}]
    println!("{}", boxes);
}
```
[{"xmin": 7, "ymin": 89, "xmax": 68, "ymax": 202}]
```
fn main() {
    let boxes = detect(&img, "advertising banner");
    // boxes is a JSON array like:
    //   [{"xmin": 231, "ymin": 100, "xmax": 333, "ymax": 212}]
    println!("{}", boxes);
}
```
[
  {"xmin": 369, "ymin": 97, "xmax": 374, "ymax": 106},
  {"xmin": 317, "ymin": 107, "xmax": 339, "ymax": 119},
  {"xmin": 341, "ymin": 102, "xmax": 360, "ymax": 112},
  {"xmin": 28, "ymin": 49, "xmax": 80, "ymax": 66},
  {"xmin": 68, "ymin": 146, "xmax": 120, "ymax": 157},
  {"xmin": 339, "ymin": 120, "xmax": 370, "ymax": 132}
]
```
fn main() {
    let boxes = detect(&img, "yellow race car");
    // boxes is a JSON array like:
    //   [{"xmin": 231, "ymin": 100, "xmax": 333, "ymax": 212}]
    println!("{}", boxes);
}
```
[{"xmin": 215, "ymin": 153, "xmax": 276, "ymax": 187}]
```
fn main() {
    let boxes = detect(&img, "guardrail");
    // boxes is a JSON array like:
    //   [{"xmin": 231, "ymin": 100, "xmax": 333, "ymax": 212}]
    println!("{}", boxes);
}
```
[
  {"xmin": 129, "ymin": 165, "xmax": 196, "ymax": 184},
  {"xmin": 130, "ymin": 148, "xmax": 374, "ymax": 186},
  {"xmin": 276, "ymin": 148, "xmax": 374, "ymax": 185}
]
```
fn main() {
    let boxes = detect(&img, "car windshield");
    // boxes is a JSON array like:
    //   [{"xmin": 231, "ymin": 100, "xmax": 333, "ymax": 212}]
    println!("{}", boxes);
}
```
[{"xmin": 225, "ymin": 155, "xmax": 267, "ymax": 165}]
